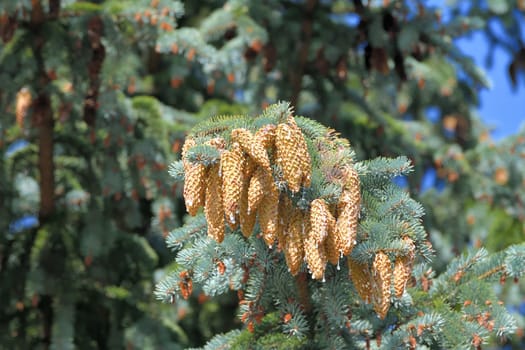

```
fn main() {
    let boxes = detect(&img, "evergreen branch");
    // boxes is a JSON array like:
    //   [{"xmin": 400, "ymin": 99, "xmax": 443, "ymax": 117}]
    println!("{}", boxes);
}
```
[
  {"xmin": 165, "ymin": 214, "xmax": 207, "ymax": 251},
  {"xmin": 476, "ymin": 265, "xmax": 505, "ymax": 281},
  {"xmin": 185, "ymin": 145, "xmax": 221, "ymax": 166},
  {"xmin": 189, "ymin": 329, "xmax": 242, "ymax": 350},
  {"xmin": 168, "ymin": 160, "xmax": 185, "ymax": 182},
  {"xmin": 189, "ymin": 115, "xmax": 248, "ymax": 140}
]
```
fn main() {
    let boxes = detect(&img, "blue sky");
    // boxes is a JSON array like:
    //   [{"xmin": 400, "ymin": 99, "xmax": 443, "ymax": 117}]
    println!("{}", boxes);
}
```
[
  {"xmin": 428, "ymin": 1, "xmax": 525, "ymax": 139},
  {"xmin": 457, "ymin": 34, "xmax": 525, "ymax": 139}
]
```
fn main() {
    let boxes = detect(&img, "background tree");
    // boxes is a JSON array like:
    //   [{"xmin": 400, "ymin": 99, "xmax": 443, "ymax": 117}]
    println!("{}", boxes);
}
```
[{"xmin": 1, "ymin": 0, "xmax": 524, "ymax": 349}]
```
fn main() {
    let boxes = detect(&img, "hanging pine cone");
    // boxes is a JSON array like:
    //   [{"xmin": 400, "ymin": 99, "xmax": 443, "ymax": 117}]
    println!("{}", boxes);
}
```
[
  {"xmin": 255, "ymin": 123, "xmax": 277, "ymax": 150},
  {"xmin": 276, "ymin": 195, "xmax": 294, "ymax": 250},
  {"xmin": 284, "ymin": 207, "xmax": 306, "ymax": 275},
  {"xmin": 335, "ymin": 165, "xmax": 360, "ymax": 255},
  {"xmin": 239, "ymin": 173, "xmax": 257, "ymax": 238},
  {"xmin": 275, "ymin": 117, "xmax": 311, "ymax": 192},
  {"xmin": 348, "ymin": 258, "xmax": 372, "ymax": 303},
  {"xmin": 304, "ymin": 234, "xmax": 326, "ymax": 280},
  {"xmin": 221, "ymin": 143, "xmax": 246, "ymax": 228},
  {"xmin": 248, "ymin": 166, "xmax": 267, "ymax": 214},
  {"xmin": 257, "ymin": 170, "xmax": 279, "ymax": 247},
  {"xmin": 205, "ymin": 164, "xmax": 225, "ymax": 242},
  {"xmin": 183, "ymin": 163, "xmax": 207, "ymax": 216},
  {"xmin": 324, "ymin": 215, "xmax": 339, "ymax": 266},
  {"xmin": 371, "ymin": 251, "xmax": 392, "ymax": 319},
  {"xmin": 243, "ymin": 157, "xmax": 257, "ymax": 179},
  {"xmin": 393, "ymin": 236, "xmax": 415, "ymax": 298},
  {"xmin": 231, "ymin": 128, "xmax": 271, "ymax": 173},
  {"xmin": 182, "ymin": 138, "xmax": 207, "ymax": 216},
  {"xmin": 15, "ymin": 88, "xmax": 32, "ymax": 129},
  {"xmin": 308, "ymin": 198, "xmax": 332, "ymax": 244}
]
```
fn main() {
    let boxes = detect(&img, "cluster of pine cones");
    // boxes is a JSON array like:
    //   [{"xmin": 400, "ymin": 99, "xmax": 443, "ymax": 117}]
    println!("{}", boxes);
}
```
[
  {"xmin": 349, "ymin": 236, "xmax": 415, "ymax": 319},
  {"xmin": 182, "ymin": 115, "xmax": 360, "ymax": 279},
  {"xmin": 181, "ymin": 113, "xmax": 415, "ymax": 319}
]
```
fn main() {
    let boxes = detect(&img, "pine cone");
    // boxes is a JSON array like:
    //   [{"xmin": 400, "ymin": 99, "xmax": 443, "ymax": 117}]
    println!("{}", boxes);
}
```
[
  {"xmin": 182, "ymin": 137, "xmax": 206, "ymax": 216},
  {"xmin": 308, "ymin": 198, "xmax": 332, "ymax": 244},
  {"xmin": 276, "ymin": 195, "xmax": 294, "ymax": 250},
  {"xmin": 257, "ymin": 171, "xmax": 279, "ymax": 247},
  {"xmin": 183, "ymin": 162, "xmax": 207, "ymax": 216},
  {"xmin": 304, "ymin": 200, "xmax": 333, "ymax": 279},
  {"xmin": 324, "ymin": 212, "xmax": 339, "ymax": 265},
  {"xmin": 335, "ymin": 192, "xmax": 359, "ymax": 255},
  {"xmin": 231, "ymin": 128, "xmax": 271, "ymax": 173},
  {"xmin": 348, "ymin": 258, "xmax": 372, "ymax": 303},
  {"xmin": 205, "ymin": 164, "xmax": 225, "ymax": 242},
  {"xmin": 335, "ymin": 165, "xmax": 360, "ymax": 255},
  {"xmin": 289, "ymin": 117, "xmax": 312, "ymax": 189},
  {"xmin": 371, "ymin": 251, "xmax": 392, "ymax": 319},
  {"xmin": 255, "ymin": 124, "xmax": 277, "ymax": 150},
  {"xmin": 393, "ymin": 236, "xmax": 415, "ymax": 297},
  {"xmin": 304, "ymin": 235, "xmax": 326, "ymax": 280},
  {"xmin": 341, "ymin": 164, "xmax": 360, "ymax": 195},
  {"xmin": 221, "ymin": 143, "xmax": 246, "ymax": 228},
  {"xmin": 15, "ymin": 88, "xmax": 32, "ymax": 129},
  {"xmin": 284, "ymin": 207, "xmax": 305, "ymax": 275},
  {"xmin": 248, "ymin": 166, "xmax": 266, "ymax": 214},
  {"xmin": 239, "ymin": 173, "xmax": 256, "ymax": 238},
  {"xmin": 243, "ymin": 157, "xmax": 258, "ymax": 179},
  {"xmin": 275, "ymin": 117, "xmax": 311, "ymax": 192}
]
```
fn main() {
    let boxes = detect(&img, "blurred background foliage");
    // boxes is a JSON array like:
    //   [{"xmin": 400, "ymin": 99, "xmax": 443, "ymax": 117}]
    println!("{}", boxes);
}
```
[{"xmin": 0, "ymin": 0, "xmax": 524, "ymax": 348}]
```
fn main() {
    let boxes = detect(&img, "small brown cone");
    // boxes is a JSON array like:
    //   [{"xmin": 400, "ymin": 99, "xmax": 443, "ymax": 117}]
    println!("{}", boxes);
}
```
[
  {"xmin": 16, "ymin": 88, "xmax": 32, "ymax": 129},
  {"xmin": 206, "ymin": 137, "xmax": 226, "ymax": 151},
  {"xmin": 348, "ymin": 258, "xmax": 372, "ymax": 303},
  {"xmin": 221, "ymin": 143, "xmax": 245, "ymax": 228},
  {"xmin": 231, "ymin": 128, "xmax": 271, "ymax": 173},
  {"xmin": 393, "ymin": 237, "xmax": 416, "ymax": 298},
  {"xmin": 371, "ymin": 251, "xmax": 392, "ymax": 319},
  {"xmin": 248, "ymin": 166, "xmax": 266, "ymax": 214},
  {"xmin": 284, "ymin": 207, "xmax": 305, "ymax": 275},
  {"xmin": 275, "ymin": 117, "xmax": 311, "ymax": 192},
  {"xmin": 257, "ymin": 171, "xmax": 279, "ymax": 247},
  {"xmin": 205, "ymin": 164, "xmax": 225, "ymax": 242}
]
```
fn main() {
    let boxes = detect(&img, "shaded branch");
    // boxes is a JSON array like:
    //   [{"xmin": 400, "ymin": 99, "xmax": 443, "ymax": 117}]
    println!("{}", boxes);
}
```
[
  {"xmin": 83, "ymin": 16, "xmax": 105, "ymax": 127},
  {"xmin": 289, "ymin": 0, "xmax": 318, "ymax": 109}
]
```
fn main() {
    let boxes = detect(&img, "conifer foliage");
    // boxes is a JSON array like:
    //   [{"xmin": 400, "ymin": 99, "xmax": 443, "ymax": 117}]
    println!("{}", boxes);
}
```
[
  {"xmin": 156, "ymin": 103, "xmax": 525, "ymax": 349},
  {"xmin": 2, "ymin": 0, "xmax": 525, "ymax": 348}
]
